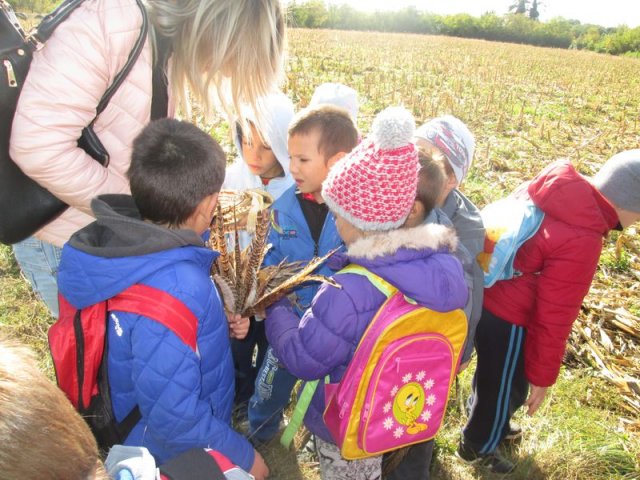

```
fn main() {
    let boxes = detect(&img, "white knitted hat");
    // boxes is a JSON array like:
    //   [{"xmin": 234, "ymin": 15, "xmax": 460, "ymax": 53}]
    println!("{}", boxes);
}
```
[{"xmin": 309, "ymin": 82, "xmax": 359, "ymax": 123}]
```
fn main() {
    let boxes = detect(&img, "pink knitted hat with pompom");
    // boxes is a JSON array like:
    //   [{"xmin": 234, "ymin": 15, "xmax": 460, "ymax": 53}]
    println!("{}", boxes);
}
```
[{"xmin": 322, "ymin": 106, "xmax": 419, "ymax": 231}]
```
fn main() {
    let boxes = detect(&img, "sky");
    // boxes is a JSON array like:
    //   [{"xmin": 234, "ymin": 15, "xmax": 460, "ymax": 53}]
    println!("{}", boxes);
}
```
[{"xmin": 317, "ymin": 1, "xmax": 640, "ymax": 28}]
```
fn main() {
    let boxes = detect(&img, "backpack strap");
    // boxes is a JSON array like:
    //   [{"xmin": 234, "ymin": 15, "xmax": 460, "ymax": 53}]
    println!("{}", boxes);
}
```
[
  {"xmin": 109, "ymin": 284, "xmax": 198, "ymax": 351},
  {"xmin": 280, "ymin": 265, "xmax": 401, "ymax": 449},
  {"xmin": 280, "ymin": 376, "xmax": 329, "ymax": 449},
  {"xmin": 99, "ymin": 284, "xmax": 199, "ymax": 448},
  {"xmin": 339, "ymin": 264, "xmax": 397, "ymax": 298},
  {"xmin": 29, "ymin": 0, "xmax": 148, "ymax": 113},
  {"xmin": 29, "ymin": 0, "xmax": 85, "ymax": 47}
]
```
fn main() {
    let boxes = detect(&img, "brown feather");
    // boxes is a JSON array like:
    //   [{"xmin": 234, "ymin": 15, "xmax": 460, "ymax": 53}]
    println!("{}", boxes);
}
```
[
  {"xmin": 249, "ymin": 248, "xmax": 340, "ymax": 315},
  {"xmin": 213, "ymin": 274, "xmax": 236, "ymax": 314}
]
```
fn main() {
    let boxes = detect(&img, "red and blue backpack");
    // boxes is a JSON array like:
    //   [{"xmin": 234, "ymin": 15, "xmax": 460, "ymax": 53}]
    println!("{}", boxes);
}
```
[{"xmin": 49, "ymin": 284, "xmax": 198, "ymax": 453}]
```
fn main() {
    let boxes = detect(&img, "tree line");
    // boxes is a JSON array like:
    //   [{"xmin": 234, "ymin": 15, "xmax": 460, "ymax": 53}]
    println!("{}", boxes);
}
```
[
  {"xmin": 289, "ymin": 1, "xmax": 640, "ymax": 57},
  {"xmin": 8, "ymin": 0, "xmax": 640, "ymax": 57}
]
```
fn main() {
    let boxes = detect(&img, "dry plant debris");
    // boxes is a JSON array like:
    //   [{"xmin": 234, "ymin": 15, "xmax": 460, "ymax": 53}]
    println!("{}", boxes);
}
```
[{"xmin": 568, "ymin": 231, "xmax": 640, "ymax": 432}]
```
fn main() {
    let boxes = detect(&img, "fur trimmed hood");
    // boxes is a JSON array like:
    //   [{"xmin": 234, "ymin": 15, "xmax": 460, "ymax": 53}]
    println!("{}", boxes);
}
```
[
  {"xmin": 347, "ymin": 223, "xmax": 458, "ymax": 259},
  {"xmin": 323, "ymin": 222, "xmax": 466, "ymax": 308}
]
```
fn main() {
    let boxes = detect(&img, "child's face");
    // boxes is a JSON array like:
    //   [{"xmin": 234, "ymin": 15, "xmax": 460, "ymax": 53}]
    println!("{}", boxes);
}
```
[
  {"xmin": 288, "ymin": 129, "xmax": 331, "ymax": 202},
  {"xmin": 617, "ymin": 207, "xmax": 640, "ymax": 228},
  {"xmin": 335, "ymin": 214, "xmax": 362, "ymax": 245},
  {"xmin": 241, "ymin": 123, "xmax": 282, "ymax": 179},
  {"xmin": 403, "ymin": 201, "xmax": 427, "ymax": 228}
]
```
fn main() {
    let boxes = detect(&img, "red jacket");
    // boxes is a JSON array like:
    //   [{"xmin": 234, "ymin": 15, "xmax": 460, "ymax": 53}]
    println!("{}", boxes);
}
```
[{"xmin": 483, "ymin": 160, "xmax": 619, "ymax": 387}]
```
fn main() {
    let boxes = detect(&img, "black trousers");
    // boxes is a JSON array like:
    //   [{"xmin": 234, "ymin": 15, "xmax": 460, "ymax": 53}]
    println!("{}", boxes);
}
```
[
  {"xmin": 382, "ymin": 440, "xmax": 434, "ymax": 480},
  {"xmin": 231, "ymin": 318, "xmax": 268, "ymax": 411},
  {"xmin": 462, "ymin": 308, "xmax": 529, "ymax": 454}
]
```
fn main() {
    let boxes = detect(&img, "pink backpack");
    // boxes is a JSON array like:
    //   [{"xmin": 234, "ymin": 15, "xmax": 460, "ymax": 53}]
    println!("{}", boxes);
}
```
[{"xmin": 322, "ymin": 265, "xmax": 467, "ymax": 459}]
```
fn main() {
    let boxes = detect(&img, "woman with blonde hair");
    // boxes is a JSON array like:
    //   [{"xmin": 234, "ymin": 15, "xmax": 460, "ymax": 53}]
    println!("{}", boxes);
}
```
[{"xmin": 9, "ymin": 0, "xmax": 286, "ymax": 320}]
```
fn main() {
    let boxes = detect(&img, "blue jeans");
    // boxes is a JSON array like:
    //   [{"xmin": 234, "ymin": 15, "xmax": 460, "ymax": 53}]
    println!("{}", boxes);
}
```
[
  {"xmin": 12, "ymin": 236, "xmax": 63, "ymax": 317},
  {"xmin": 248, "ymin": 346, "xmax": 299, "ymax": 442}
]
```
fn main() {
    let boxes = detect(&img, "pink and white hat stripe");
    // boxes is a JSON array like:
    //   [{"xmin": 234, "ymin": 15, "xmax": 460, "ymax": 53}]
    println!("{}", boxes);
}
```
[{"xmin": 322, "ymin": 107, "xmax": 419, "ymax": 231}]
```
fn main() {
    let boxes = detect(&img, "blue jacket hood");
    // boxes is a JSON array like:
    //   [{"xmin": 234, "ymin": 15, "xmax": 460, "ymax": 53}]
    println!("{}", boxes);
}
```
[{"xmin": 58, "ymin": 195, "xmax": 217, "ymax": 308}]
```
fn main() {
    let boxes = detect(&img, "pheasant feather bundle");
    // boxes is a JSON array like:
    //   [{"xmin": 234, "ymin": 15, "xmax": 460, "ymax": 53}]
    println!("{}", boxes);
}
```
[
  {"xmin": 216, "ymin": 189, "xmax": 274, "ymax": 234},
  {"xmin": 209, "ymin": 199, "xmax": 338, "ymax": 317}
]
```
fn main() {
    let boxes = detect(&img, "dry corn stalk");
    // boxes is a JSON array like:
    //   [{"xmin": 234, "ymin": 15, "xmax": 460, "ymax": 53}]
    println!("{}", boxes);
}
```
[
  {"xmin": 568, "ymin": 301, "xmax": 640, "ymax": 430},
  {"xmin": 209, "ymin": 200, "xmax": 338, "ymax": 317}
]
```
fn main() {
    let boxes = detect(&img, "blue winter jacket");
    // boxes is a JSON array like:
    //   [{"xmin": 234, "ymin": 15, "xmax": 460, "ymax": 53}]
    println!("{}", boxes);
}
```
[
  {"xmin": 264, "ymin": 185, "xmax": 344, "ymax": 317},
  {"xmin": 265, "ymin": 224, "xmax": 468, "ymax": 442},
  {"xmin": 57, "ymin": 195, "xmax": 254, "ymax": 471}
]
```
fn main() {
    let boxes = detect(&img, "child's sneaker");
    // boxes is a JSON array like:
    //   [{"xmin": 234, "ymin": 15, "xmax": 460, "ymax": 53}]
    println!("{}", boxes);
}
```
[
  {"xmin": 456, "ymin": 440, "xmax": 515, "ymax": 474},
  {"xmin": 504, "ymin": 423, "xmax": 523, "ymax": 441}
]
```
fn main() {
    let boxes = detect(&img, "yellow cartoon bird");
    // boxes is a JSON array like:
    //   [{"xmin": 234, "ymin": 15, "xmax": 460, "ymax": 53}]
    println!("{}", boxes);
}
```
[{"xmin": 392, "ymin": 383, "xmax": 427, "ymax": 435}]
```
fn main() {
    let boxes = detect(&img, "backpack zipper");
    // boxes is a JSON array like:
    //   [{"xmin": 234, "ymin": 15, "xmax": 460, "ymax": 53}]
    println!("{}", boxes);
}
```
[{"xmin": 73, "ymin": 309, "xmax": 86, "ymax": 411}]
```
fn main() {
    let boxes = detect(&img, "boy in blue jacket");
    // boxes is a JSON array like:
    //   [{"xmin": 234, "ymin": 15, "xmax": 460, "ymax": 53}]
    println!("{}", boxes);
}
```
[
  {"xmin": 57, "ymin": 119, "xmax": 268, "ymax": 480},
  {"xmin": 247, "ymin": 105, "xmax": 359, "ymax": 442}
]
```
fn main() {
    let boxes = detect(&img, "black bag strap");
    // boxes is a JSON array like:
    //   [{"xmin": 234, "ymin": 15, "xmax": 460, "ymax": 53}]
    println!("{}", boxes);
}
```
[
  {"xmin": 159, "ymin": 448, "xmax": 226, "ymax": 480},
  {"xmin": 94, "ymin": 0, "xmax": 148, "ymax": 118},
  {"xmin": 25, "ymin": 0, "xmax": 149, "ymax": 123},
  {"xmin": 31, "ymin": 0, "xmax": 85, "ymax": 45},
  {"xmin": 150, "ymin": 33, "xmax": 171, "ymax": 120}
]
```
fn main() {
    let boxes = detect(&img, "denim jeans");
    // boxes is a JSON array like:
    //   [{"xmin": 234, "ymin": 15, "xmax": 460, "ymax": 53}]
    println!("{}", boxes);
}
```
[
  {"xmin": 12, "ymin": 236, "xmax": 63, "ymax": 317},
  {"xmin": 248, "ymin": 346, "xmax": 299, "ymax": 442}
]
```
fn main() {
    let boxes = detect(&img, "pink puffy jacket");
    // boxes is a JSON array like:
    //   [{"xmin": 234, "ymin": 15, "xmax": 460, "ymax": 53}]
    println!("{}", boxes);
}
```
[{"xmin": 10, "ymin": 0, "xmax": 173, "ymax": 247}]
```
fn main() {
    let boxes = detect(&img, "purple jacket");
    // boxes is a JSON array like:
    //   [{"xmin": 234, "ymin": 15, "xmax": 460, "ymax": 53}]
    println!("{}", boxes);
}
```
[{"xmin": 265, "ymin": 224, "xmax": 468, "ymax": 442}]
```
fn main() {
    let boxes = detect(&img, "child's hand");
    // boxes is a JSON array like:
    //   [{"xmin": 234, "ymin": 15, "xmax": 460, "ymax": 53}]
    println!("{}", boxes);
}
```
[
  {"xmin": 524, "ymin": 384, "xmax": 548, "ymax": 416},
  {"xmin": 249, "ymin": 449, "xmax": 269, "ymax": 479},
  {"xmin": 228, "ymin": 313, "xmax": 250, "ymax": 339}
]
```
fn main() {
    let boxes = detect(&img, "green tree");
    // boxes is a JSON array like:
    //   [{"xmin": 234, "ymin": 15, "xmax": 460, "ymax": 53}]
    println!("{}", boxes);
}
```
[
  {"xmin": 289, "ymin": 0, "xmax": 328, "ymax": 28},
  {"xmin": 478, "ymin": 12, "xmax": 505, "ymax": 41},
  {"xmin": 509, "ymin": 0, "xmax": 529, "ymax": 15},
  {"xmin": 529, "ymin": 0, "xmax": 540, "ymax": 21}
]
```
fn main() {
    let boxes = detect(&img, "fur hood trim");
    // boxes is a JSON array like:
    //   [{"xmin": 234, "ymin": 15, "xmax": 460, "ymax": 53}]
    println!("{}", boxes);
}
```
[{"xmin": 347, "ymin": 223, "xmax": 458, "ymax": 260}]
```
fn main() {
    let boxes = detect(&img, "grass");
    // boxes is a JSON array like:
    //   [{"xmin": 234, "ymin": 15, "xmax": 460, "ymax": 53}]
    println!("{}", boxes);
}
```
[
  {"xmin": 0, "ymin": 245, "xmax": 53, "ymax": 376},
  {"xmin": 2, "ymin": 26, "xmax": 640, "ymax": 479},
  {"xmin": 243, "ymin": 359, "xmax": 640, "ymax": 479}
]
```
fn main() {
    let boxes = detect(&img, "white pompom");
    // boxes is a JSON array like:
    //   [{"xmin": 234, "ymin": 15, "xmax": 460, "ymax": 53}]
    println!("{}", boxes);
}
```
[{"xmin": 371, "ymin": 106, "xmax": 415, "ymax": 150}]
